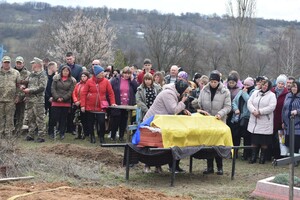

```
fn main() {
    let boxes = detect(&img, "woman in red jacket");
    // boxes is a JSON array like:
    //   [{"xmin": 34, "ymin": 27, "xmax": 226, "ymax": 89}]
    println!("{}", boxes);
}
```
[
  {"xmin": 81, "ymin": 65, "xmax": 116, "ymax": 144},
  {"xmin": 72, "ymin": 71, "xmax": 90, "ymax": 139}
]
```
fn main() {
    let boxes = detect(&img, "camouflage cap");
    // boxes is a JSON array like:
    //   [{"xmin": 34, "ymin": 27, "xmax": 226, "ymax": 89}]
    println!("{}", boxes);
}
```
[
  {"xmin": 15, "ymin": 56, "xmax": 24, "ymax": 63},
  {"xmin": 30, "ymin": 57, "xmax": 43, "ymax": 65},
  {"xmin": 2, "ymin": 56, "xmax": 11, "ymax": 62}
]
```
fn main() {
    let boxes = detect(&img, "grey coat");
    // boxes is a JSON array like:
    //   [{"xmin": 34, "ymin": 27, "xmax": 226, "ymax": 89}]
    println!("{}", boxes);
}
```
[{"xmin": 198, "ymin": 82, "xmax": 231, "ymax": 123}]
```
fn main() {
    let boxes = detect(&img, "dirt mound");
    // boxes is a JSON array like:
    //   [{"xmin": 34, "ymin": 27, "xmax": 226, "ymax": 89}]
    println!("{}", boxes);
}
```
[
  {"xmin": 0, "ymin": 182, "xmax": 191, "ymax": 200},
  {"xmin": 40, "ymin": 144, "xmax": 123, "ymax": 168}
]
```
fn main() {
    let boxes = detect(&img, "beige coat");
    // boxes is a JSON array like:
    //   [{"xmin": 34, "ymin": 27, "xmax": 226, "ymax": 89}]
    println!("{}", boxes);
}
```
[
  {"xmin": 247, "ymin": 89, "xmax": 277, "ymax": 135},
  {"xmin": 198, "ymin": 82, "xmax": 231, "ymax": 123}
]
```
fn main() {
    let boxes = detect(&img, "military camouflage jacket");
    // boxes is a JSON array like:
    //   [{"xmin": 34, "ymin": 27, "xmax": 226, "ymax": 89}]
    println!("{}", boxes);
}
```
[
  {"xmin": 0, "ymin": 67, "xmax": 20, "ymax": 102},
  {"xmin": 26, "ymin": 70, "xmax": 47, "ymax": 103},
  {"xmin": 15, "ymin": 67, "xmax": 31, "ymax": 103}
]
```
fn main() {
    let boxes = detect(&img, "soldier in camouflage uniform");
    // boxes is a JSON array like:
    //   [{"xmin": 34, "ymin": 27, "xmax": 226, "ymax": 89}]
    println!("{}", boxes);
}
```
[
  {"xmin": 23, "ymin": 57, "xmax": 47, "ymax": 142},
  {"xmin": 0, "ymin": 56, "xmax": 20, "ymax": 138},
  {"xmin": 14, "ymin": 56, "xmax": 31, "ymax": 135}
]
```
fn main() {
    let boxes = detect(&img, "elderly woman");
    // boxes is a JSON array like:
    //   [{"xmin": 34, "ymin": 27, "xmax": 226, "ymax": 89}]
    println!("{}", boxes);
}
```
[
  {"xmin": 270, "ymin": 74, "xmax": 289, "ymax": 159},
  {"xmin": 110, "ymin": 66, "xmax": 139, "ymax": 141},
  {"xmin": 247, "ymin": 80, "xmax": 277, "ymax": 164},
  {"xmin": 81, "ymin": 65, "xmax": 116, "ymax": 144},
  {"xmin": 197, "ymin": 70, "xmax": 231, "ymax": 175},
  {"xmin": 282, "ymin": 81, "xmax": 300, "ymax": 154}
]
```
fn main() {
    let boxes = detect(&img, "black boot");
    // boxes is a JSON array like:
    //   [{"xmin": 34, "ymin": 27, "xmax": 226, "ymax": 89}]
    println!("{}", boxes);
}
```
[
  {"xmin": 90, "ymin": 133, "xmax": 96, "ymax": 143},
  {"xmin": 216, "ymin": 156, "xmax": 223, "ymax": 175},
  {"xmin": 259, "ymin": 149, "xmax": 266, "ymax": 164},
  {"xmin": 75, "ymin": 128, "xmax": 82, "ymax": 139},
  {"xmin": 249, "ymin": 148, "xmax": 257, "ymax": 164},
  {"xmin": 203, "ymin": 159, "xmax": 214, "ymax": 174},
  {"xmin": 100, "ymin": 137, "xmax": 105, "ymax": 144}
]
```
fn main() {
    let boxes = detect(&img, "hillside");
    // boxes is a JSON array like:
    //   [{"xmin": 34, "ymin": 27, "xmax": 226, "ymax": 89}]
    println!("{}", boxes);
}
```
[{"xmin": 1, "ymin": 2, "xmax": 300, "ymax": 78}]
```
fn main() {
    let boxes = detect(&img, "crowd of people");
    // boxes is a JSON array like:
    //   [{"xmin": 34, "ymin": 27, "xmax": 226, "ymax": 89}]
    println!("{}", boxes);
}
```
[{"xmin": 1, "ymin": 52, "xmax": 299, "ymax": 175}]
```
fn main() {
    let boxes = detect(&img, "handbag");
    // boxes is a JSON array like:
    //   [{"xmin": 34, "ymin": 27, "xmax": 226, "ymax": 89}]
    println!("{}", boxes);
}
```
[{"xmin": 101, "ymin": 100, "xmax": 109, "ymax": 109}]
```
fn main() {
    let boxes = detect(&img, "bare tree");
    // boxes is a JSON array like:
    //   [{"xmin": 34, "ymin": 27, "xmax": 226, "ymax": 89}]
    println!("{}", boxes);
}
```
[
  {"xmin": 253, "ymin": 50, "xmax": 270, "ymax": 77},
  {"xmin": 269, "ymin": 27, "xmax": 300, "ymax": 77},
  {"xmin": 143, "ymin": 16, "xmax": 197, "ymax": 71},
  {"xmin": 226, "ymin": 0, "xmax": 256, "ymax": 77},
  {"xmin": 200, "ymin": 39, "xmax": 226, "ymax": 72},
  {"xmin": 48, "ymin": 13, "xmax": 116, "ymax": 67}
]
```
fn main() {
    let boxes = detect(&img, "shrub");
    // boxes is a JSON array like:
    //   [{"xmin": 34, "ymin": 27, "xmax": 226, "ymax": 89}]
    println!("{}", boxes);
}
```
[{"xmin": 272, "ymin": 173, "xmax": 300, "ymax": 187}]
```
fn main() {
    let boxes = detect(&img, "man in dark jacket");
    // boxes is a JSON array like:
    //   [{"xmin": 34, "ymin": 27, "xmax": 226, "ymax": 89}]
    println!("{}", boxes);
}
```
[{"xmin": 60, "ymin": 52, "xmax": 82, "ymax": 82}]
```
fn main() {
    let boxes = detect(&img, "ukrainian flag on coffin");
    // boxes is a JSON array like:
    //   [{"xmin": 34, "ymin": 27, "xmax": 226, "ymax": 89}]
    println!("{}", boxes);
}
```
[{"xmin": 151, "ymin": 113, "xmax": 233, "ymax": 148}]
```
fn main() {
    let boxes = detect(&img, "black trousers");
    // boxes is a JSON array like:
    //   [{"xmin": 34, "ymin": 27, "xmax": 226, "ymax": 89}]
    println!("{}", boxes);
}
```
[
  {"xmin": 66, "ymin": 105, "xmax": 76, "ymax": 133},
  {"xmin": 110, "ymin": 109, "xmax": 128, "ymax": 139},
  {"xmin": 86, "ymin": 112, "xmax": 106, "ymax": 141},
  {"xmin": 207, "ymin": 156, "xmax": 223, "ymax": 169},
  {"xmin": 49, "ymin": 106, "xmax": 69, "ymax": 137}
]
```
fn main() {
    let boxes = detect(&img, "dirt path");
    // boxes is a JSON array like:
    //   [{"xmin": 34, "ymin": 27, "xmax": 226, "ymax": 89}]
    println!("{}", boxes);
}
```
[{"xmin": 1, "ymin": 182, "xmax": 190, "ymax": 200}]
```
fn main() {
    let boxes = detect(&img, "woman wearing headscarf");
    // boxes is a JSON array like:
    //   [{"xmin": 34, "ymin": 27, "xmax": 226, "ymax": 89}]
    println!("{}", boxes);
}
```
[
  {"xmin": 80, "ymin": 65, "xmax": 116, "ymax": 144},
  {"xmin": 197, "ymin": 70, "xmax": 231, "ymax": 175},
  {"xmin": 49, "ymin": 65, "xmax": 76, "ymax": 139},
  {"xmin": 269, "ymin": 74, "xmax": 289, "ymax": 159},
  {"xmin": 247, "ymin": 80, "xmax": 277, "ymax": 164},
  {"xmin": 282, "ymin": 81, "xmax": 300, "ymax": 154}
]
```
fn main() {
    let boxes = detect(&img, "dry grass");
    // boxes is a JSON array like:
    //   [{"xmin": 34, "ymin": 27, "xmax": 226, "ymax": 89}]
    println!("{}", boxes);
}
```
[{"xmin": 1, "ymin": 133, "xmax": 299, "ymax": 200}]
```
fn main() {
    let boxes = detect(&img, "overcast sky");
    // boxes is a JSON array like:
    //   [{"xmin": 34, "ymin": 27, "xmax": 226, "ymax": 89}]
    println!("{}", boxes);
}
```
[{"xmin": 6, "ymin": 0, "xmax": 300, "ymax": 21}]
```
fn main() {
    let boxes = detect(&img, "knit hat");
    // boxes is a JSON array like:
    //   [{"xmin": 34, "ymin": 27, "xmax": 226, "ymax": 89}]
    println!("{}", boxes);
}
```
[
  {"xmin": 227, "ymin": 75, "xmax": 238, "ymax": 83},
  {"xmin": 175, "ymin": 80, "xmax": 189, "ymax": 96},
  {"xmin": 209, "ymin": 70, "xmax": 221, "ymax": 82},
  {"xmin": 276, "ymin": 74, "xmax": 287, "ymax": 85},
  {"xmin": 94, "ymin": 65, "xmax": 104, "ymax": 76},
  {"xmin": 178, "ymin": 71, "xmax": 189, "ymax": 81},
  {"xmin": 193, "ymin": 73, "xmax": 201, "ymax": 82},
  {"xmin": 243, "ymin": 77, "xmax": 254, "ymax": 87}
]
